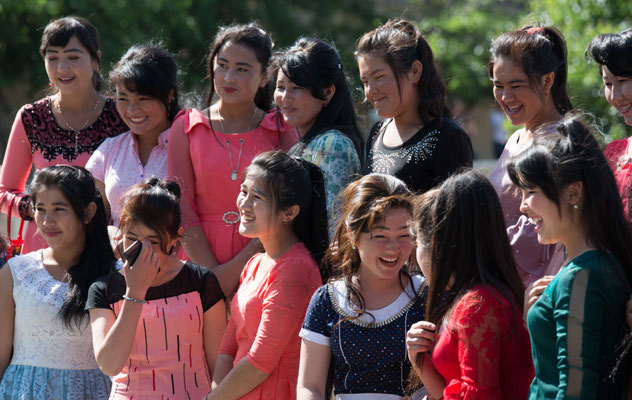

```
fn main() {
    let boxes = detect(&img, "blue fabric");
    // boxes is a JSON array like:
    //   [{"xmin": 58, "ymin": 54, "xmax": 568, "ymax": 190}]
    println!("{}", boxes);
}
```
[{"xmin": 0, "ymin": 364, "xmax": 111, "ymax": 400}]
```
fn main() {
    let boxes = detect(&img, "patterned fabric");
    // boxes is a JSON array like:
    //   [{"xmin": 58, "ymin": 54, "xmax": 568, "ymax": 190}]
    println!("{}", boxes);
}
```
[
  {"xmin": 86, "ymin": 128, "xmax": 170, "ymax": 226},
  {"xmin": 432, "ymin": 284, "xmax": 534, "ymax": 399},
  {"xmin": 86, "ymin": 262, "xmax": 224, "ymax": 399},
  {"xmin": 604, "ymin": 137, "xmax": 632, "ymax": 221},
  {"xmin": 0, "ymin": 251, "xmax": 111, "ymax": 399},
  {"xmin": 291, "ymin": 130, "xmax": 360, "ymax": 237},
  {"xmin": 300, "ymin": 275, "xmax": 426, "ymax": 396},
  {"xmin": 362, "ymin": 118, "xmax": 472, "ymax": 194},
  {"xmin": 527, "ymin": 250, "xmax": 630, "ymax": 399}
]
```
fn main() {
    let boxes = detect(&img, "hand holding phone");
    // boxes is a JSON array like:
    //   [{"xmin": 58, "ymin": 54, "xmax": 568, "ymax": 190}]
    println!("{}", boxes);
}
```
[{"xmin": 123, "ymin": 240, "xmax": 142, "ymax": 266}]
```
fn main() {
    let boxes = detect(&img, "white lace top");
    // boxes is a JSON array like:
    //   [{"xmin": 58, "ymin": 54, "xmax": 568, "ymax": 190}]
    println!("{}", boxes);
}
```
[{"xmin": 8, "ymin": 250, "xmax": 99, "ymax": 370}]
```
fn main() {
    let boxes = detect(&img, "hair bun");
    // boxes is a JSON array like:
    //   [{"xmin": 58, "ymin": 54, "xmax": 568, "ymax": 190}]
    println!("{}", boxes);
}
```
[{"xmin": 144, "ymin": 177, "xmax": 181, "ymax": 200}]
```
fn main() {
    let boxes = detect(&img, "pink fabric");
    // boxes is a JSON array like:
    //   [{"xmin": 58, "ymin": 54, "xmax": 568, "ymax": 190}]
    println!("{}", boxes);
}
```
[
  {"xmin": 167, "ymin": 109, "xmax": 297, "ymax": 264},
  {"xmin": 432, "ymin": 285, "xmax": 534, "ymax": 400},
  {"xmin": 604, "ymin": 137, "xmax": 632, "ymax": 221},
  {"xmin": 109, "ymin": 292, "xmax": 211, "ymax": 399},
  {"xmin": 85, "ymin": 129, "xmax": 169, "ymax": 226},
  {"xmin": 488, "ymin": 129, "xmax": 564, "ymax": 286},
  {"xmin": 0, "ymin": 98, "xmax": 126, "ymax": 253},
  {"xmin": 218, "ymin": 243, "xmax": 321, "ymax": 400}
]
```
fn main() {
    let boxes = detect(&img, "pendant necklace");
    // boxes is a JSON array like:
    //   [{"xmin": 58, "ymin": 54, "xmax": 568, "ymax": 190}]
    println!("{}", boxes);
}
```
[
  {"xmin": 55, "ymin": 94, "xmax": 101, "ymax": 154},
  {"xmin": 210, "ymin": 106, "xmax": 258, "ymax": 181}
]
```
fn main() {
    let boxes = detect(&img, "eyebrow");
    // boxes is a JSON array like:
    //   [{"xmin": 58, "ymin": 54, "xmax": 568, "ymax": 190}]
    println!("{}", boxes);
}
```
[
  {"xmin": 35, "ymin": 201, "xmax": 69, "ymax": 207},
  {"xmin": 373, "ymin": 225, "xmax": 409, "ymax": 231},
  {"xmin": 45, "ymin": 48, "xmax": 85, "ymax": 54},
  {"xmin": 127, "ymin": 231, "xmax": 161, "ymax": 240},
  {"xmin": 217, "ymin": 57, "xmax": 254, "ymax": 68},
  {"xmin": 493, "ymin": 78, "xmax": 527, "ymax": 84}
]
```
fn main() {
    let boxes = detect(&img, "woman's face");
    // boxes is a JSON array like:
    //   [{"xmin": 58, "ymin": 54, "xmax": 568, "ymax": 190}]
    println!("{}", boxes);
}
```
[
  {"xmin": 274, "ymin": 69, "xmax": 325, "ymax": 136},
  {"xmin": 415, "ymin": 236, "xmax": 432, "ymax": 283},
  {"xmin": 44, "ymin": 35, "xmax": 99, "ymax": 95},
  {"xmin": 116, "ymin": 85, "xmax": 170, "ymax": 138},
  {"xmin": 237, "ymin": 167, "xmax": 285, "ymax": 241},
  {"xmin": 356, "ymin": 207, "xmax": 413, "ymax": 283},
  {"xmin": 213, "ymin": 41, "xmax": 266, "ymax": 106},
  {"xmin": 123, "ymin": 221, "xmax": 176, "ymax": 260},
  {"xmin": 492, "ymin": 58, "xmax": 552, "ymax": 130},
  {"xmin": 518, "ymin": 185, "xmax": 574, "ymax": 246},
  {"xmin": 358, "ymin": 53, "xmax": 418, "ymax": 119},
  {"xmin": 34, "ymin": 186, "xmax": 88, "ymax": 251},
  {"xmin": 602, "ymin": 65, "xmax": 632, "ymax": 126}
]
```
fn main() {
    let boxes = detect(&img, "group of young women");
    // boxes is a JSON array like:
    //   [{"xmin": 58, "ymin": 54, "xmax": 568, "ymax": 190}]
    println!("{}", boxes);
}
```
[{"xmin": 0, "ymin": 13, "xmax": 631, "ymax": 400}]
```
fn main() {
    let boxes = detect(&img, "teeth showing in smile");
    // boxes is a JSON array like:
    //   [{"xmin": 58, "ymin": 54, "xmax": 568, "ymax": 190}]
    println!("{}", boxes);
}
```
[
  {"xmin": 528, "ymin": 217, "xmax": 542, "ymax": 225},
  {"xmin": 241, "ymin": 215, "xmax": 254, "ymax": 223},
  {"xmin": 129, "ymin": 116, "xmax": 147, "ymax": 123},
  {"xmin": 618, "ymin": 103, "xmax": 631, "ymax": 114},
  {"xmin": 379, "ymin": 256, "xmax": 398, "ymax": 263},
  {"xmin": 506, "ymin": 105, "xmax": 522, "ymax": 113}
]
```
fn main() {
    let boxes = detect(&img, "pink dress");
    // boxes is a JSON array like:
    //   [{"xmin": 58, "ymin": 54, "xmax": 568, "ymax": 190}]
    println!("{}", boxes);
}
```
[
  {"xmin": 0, "ymin": 97, "xmax": 126, "ymax": 252},
  {"xmin": 603, "ymin": 137, "xmax": 632, "ymax": 221},
  {"xmin": 167, "ymin": 109, "xmax": 297, "ymax": 263},
  {"xmin": 218, "ymin": 243, "xmax": 321, "ymax": 399}
]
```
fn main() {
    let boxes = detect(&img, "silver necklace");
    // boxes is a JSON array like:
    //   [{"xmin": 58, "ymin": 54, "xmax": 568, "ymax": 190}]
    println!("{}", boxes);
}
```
[
  {"xmin": 216, "ymin": 106, "xmax": 258, "ymax": 133},
  {"xmin": 211, "ymin": 106, "xmax": 258, "ymax": 180},
  {"xmin": 55, "ymin": 95, "xmax": 101, "ymax": 153}
]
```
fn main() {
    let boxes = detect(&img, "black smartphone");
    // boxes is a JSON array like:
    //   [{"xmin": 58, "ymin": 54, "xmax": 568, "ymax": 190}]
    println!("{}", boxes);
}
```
[{"xmin": 123, "ymin": 240, "xmax": 142, "ymax": 265}]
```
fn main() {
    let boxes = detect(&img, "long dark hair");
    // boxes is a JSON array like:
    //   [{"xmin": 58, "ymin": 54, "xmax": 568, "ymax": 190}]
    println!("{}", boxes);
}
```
[
  {"xmin": 587, "ymin": 27, "xmax": 632, "ymax": 78},
  {"xmin": 355, "ymin": 19, "xmax": 452, "ymax": 124},
  {"xmin": 119, "ymin": 178, "xmax": 181, "ymax": 254},
  {"xmin": 488, "ymin": 25, "xmax": 573, "ymax": 116},
  {"xmin": 506, "ymin": 113, "xmax": 632, "ymax": 375},
  {"xmin": 420, "ymin": 170, "xmax": 525, "ymax": 327},
  {"xmin": 30, "ymin": 166, "xmax": 115, "ymax": 329},
  {"xmin": 273, "ymin": 38, "xmax": 364, "ymax": 160},
  {"xmin": 40, "ymin": 16, "xmax": 103, "ymax": 91},
  {"xmin": 109, "ymin": 45, "xmax": 181, "ymax": 122},
  {"xmin": 205, "ymin": 22, "xmax": 273, "ymax": 110},
  {"xmin": 247, "ymin": 150, "xmax": 329, "ymax": 280},
  {"xmin": 325, "ymin": 173, "xmax": 415, "ymax": 320}
]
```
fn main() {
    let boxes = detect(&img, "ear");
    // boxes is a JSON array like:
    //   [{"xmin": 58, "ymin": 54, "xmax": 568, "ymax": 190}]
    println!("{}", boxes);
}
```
[
  {"xmin": 409, "ymin": 60, "xmax": 423, "ymax": 85},
  {"xmin": 281, "ymin": 205, "xmax": 300, "ymax": 223},
  {"xmin": 259, "ymin": 68, "xmax": 269, "ymax": 88},
  {"xmin": 324, "ymin": 85, "xmax": 336, "ymax": 105},
  {"xmin": 564, "ymin": 181, "xmax": 583, "ymax": 207},
  {"xmin": 541, "ymin": 71, "xmax": 555, "ymax": 96},
  {"xmin": 84, "ymin": 202, "xmax": 97, "ymax": 224},
  {"xmin": 168, "ymin": 89, "xmax": 175, "ymax": 104}
]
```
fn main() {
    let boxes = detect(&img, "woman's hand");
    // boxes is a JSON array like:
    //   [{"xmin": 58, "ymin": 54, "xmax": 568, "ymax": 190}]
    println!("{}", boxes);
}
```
[
  {"xmin": 122, "ymin": 239, "xmax": 160, "ymax": 300},
  {"xmin": 524, "ymin": 275, "xmax": 554, "ymax": 319},
  {"xmin": 406, "ymin": 321, "xmax": 438, "ymax": 372}
]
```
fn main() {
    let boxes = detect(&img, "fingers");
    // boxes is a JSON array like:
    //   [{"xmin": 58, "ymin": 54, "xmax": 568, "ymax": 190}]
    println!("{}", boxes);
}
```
[{"xmin": 406, "ymin": 321, "xmax": 438, "ymax": 362}]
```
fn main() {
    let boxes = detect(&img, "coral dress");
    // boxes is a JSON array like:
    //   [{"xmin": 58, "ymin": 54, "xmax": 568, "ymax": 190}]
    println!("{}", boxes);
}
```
[
  {"xmin": 0, "ymin": 97, "xmax": 126, "ymax": 253},
  {"xmin": 167, "ymin": 109, "xmax": 296, "ymax": 263},
  {"xmin": 604, "ymin": 137, "xmax": 632, "ymax": 221}
]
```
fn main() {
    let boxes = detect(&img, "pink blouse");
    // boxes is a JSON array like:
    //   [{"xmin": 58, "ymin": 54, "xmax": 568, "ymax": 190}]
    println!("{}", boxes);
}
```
[{"xmin": 86, "ymin": 129, "xmax": 170, "ymax": 226}]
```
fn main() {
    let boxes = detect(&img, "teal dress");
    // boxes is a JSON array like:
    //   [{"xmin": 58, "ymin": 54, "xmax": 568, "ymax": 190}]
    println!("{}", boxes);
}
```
[{"xmin": 527, "ymin": 250, "xmax": 630, "ymax": 399}]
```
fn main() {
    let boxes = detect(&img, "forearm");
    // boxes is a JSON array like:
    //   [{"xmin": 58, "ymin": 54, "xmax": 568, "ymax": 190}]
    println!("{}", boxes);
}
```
[
  {"xmin": 213, "ymin": 239, "xmax": 262, "ymax": 296},
  {"xmin": 417, "ymin": 353, "xmax": 445, "ymax": 399},
  {"xmin": 211, "ymin": 353, "xmax": 234, "ymax": 390},
  {"xmin": 206, "ymin": 357, "xmax": 269, "ymax": 400},
  {"xmin": 296, "ymin": 387, "xmax": 325, "ymax": 400},
  {"xmin": 182, "ymin": 226, "xmax": 218, "ymax": 269},
  {"xmin": 94, "ymin": 301, "xmax": 143, "ymax": 376}
]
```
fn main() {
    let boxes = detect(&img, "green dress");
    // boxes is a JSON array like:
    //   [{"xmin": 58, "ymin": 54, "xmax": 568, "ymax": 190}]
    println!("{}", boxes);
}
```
[{"xmin": 527, "ymin": 250, "xmax": 630, "ymax": 399}]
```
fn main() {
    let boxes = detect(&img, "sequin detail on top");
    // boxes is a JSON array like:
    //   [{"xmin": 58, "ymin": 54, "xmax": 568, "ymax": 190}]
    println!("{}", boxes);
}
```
[
  {"xmin": 368, "ymin": 130, "xmax": 439, "ymax": 174},
  {"xmin": 21, "ymin": 97, "xmax": 126, "ymax": 162}
]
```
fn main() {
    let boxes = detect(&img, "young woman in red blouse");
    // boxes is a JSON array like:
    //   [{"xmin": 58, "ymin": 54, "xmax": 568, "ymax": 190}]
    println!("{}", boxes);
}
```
[{"xmin": 406, "ymin": 171, "xmax": 533, "ymax": 399}]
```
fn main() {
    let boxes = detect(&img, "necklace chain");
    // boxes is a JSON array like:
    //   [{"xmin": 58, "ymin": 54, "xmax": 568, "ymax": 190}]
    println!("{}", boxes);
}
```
[
  {"xmin": 55, "ymin": 94, "xmax": 101, "ymax": 153},
  {"xmin": 216, "ymin": 106, "xmax": 258, "ymax": 133}
]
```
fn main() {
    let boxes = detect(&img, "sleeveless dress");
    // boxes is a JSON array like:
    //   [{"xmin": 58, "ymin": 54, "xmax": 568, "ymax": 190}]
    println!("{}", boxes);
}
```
[{"xmin": 0, "ymin": 250, "xmax": 111, "ymax": 399}]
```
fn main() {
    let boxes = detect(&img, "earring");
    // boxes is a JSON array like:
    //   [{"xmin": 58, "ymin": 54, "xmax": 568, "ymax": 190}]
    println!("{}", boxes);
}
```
[{"xmin": 573, "ymin": 204, "xmax": 578, "ymax": 209}]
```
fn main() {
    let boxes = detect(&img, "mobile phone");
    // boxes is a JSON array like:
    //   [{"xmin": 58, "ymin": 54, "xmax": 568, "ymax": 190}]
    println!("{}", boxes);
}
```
[{"xmin": 123, "ymin": 240, "xmax": 142, "ymax": 265}]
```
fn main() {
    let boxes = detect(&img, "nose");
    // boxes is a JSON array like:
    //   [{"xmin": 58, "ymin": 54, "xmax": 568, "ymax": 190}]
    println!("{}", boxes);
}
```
[
  {"xmin": 519, "ymin": 193, "xmax": 529, "ymax": 214},
  {"xmin": 224, "ymin": 69, "xmax": 236, "ymax": 83},
  {"xmin": 609, "ymin": 83, "xmax": 622, "ymax": 104},
  {"xmin": 501, "ymin": 88, "xmax": 513, "ymax": 102},
  {"xmin": 57, "ymin": 58, "xmax": 69, "ymax": 71}
]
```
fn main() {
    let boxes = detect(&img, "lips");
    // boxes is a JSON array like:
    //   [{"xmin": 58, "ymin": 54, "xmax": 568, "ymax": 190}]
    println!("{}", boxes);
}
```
[
  {"xmin": 528, "ymin": 216, "xmax": 543, "ymax": 231},
  {"xmin": 504, "ymin": 104, "xmax": 523, "ymax": 116},
  {"xmin": 616, "ymin": 103, "xmax": 632, "ymax": 115},
  {"xmin": 43, "ymin": 230, "xmax": 61, "ymax": 237},
  {"xmin": 223, "ymin": 87, "xmax": 237, "ymax": 94},
  {"xmin": 128, "ymin": 116, "xmax": 148, "ymax": 125},
  {"xmin": 57, "ymin": 77, "xmax": 75, "ymax": 85},
  {"xmin": 379, "ymin": 256, "xmax": 399, "ymax": 266}
]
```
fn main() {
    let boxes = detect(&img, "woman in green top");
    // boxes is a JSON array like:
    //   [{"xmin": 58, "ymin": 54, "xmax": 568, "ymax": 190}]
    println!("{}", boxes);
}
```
[{"xmin": 506, "ymin": 113, "xmax": 632, "ymax": 399}]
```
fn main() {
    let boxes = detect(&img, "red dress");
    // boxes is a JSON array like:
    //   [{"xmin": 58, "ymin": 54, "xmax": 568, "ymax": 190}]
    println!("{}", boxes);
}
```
[
  {"xmin": 604, "ymin": 137, "xmax": 632, "ymax": 221},
  {"xmin": 432, "ymin": 284, "xmax": 534, "ymax": 399},
  {"xmin": 167, "ymin": 108, "xmax": 297, "ymax": 263}
]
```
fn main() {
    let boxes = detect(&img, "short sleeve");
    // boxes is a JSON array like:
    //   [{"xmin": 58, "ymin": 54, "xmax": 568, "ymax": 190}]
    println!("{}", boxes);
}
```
[
  {"xmin": 86, "ymin": 277, "xmax": 114, "ymax": 311},
  {"xmin": 85, "ymin": 138, "xmax": 110, "ymax": 182},
  {"xmin": 433, "ymin": 119, "xmax": 473, "ymax": 185},
  {"xmin": 299, "ymin": 285, "xmax": 332, "ymax": 346},
  {"xmin": 199, "ymin": 267, "xmax": 225, "ymax": 311}
]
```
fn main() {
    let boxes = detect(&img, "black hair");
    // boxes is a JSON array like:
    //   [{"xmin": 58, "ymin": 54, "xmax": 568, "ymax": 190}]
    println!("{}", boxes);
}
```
[
  {"xmin": 119, "ymin": 178, "xmax": 181, "ymax": 254},
  {"xmin": 489, "ymin": 25, "xmax": 573, "ymax": 115},
  {"xmin": 355, "ymin": 19, "xmax": 452, "ymax": 124},
  {"xmin": 273, "ymin": 38, "xmax": 364, "ymax": 161},
  {"xmin": 247, "ymin": 150, "xmax": 329, "ymax": 280},
  {"xmin": 29, "ymin": 166, "xmax": 115, "ymax": 329},
  {"xmin": 205, "ymin": 22, "xmax": 274, "ymax": 110},
  {"xmin": 109, "ymin": 45, "xmax": 181, "ymax": 121},
  {"xmin": 40, "ymin": 16, "xmax": 103, "ymax": 91},
  {"xmin": 587, "ymin": 28, "xmax": 632, "ymax": 78}
]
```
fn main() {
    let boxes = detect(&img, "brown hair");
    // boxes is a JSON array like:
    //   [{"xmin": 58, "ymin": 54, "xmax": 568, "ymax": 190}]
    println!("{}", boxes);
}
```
[
  {"xmin": 119, "ymin": 178, "xmax": 181, "ymax": 254},
  {"xmin": 40, "ymin": 16, "xmax": 103, "ymax": 91},
  {"xmin": 355, "ymin": 19, "xmax": 452, "ymax": 124}
]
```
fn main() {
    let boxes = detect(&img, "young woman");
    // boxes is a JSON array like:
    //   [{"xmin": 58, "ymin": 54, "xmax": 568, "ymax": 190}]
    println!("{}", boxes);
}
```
[
  {"xmin": 168, "ymin": 23, "xmax": 297, "ymax": 295},
  {"xmin": 206, "ymin": 151, "xmax": 327, "ymax": 399},
  {"xmin": 356, "ymin": 19, "xmax": 473, "ymax": 194},
  {"xmin": 0, "ymin": 16, "xmax": 127, "ymax": 254},
  {"xmin": 487, "ymin": 25, "xmax": 572, "ymax": 291},
  {"xmin": 273, "ymin": 37, "xmax": 363, "ymax": 237},
  {"xmin": 298, "ymin": 173, "xmax": 427, "ymax": 399},
  {"xmin": 506, "ymin": 114, "xmax": 632, "ymax": 398},
  {"xmin": 87, "ymin": 178, "xmax": 226, "ymax": 399},
  {"xmin": 406, "ymin": 171, "xmax": 533, "ymax": 399},
  {"xmin": 0, "ymin": 165, "xmax": 116, "ymax": 399},
  {"xmin": 587, "ymin": 28, "xmax": 632, "ymax": 219},
  {"xmin": 86, "ymin": 44, "xmax": 179, "ymax": 226}
]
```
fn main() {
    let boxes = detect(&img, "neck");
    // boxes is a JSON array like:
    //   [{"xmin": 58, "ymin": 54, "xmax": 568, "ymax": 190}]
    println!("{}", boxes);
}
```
[
  {"xmin": 57, "ymin": 89, "xmax": 100, "ymax": 113},
  {"xmin": 524, "ymin": 106, "xmax": 561, "ymax": 138},
  {"xmin": 150, "ymin": 255, "xmax": 184, "ymax": 287},
  {"xmin": 357, "ymin": 268, "xmax": 403, "ymax": 298},
  {"xmin": 216, "ymin": 100, "xmax": 257, "ymax": 121},
  {"xmin": 260, "ymin": 227, "xmax": 299, "ymax": 260},
  {"xmin": 563, "ymin": 226, "xmax": 595, "ymax": 262},
  {"xmin": 134, "ymin": 122, "xmax": 169, "ymax": 147},
  {"xmin": 47, "ymin": 242, "xmax": 84, "ymax": 271},
  {"xmin": 392, "ymin": 101, "xmax": 423, "ymax": 138}
]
